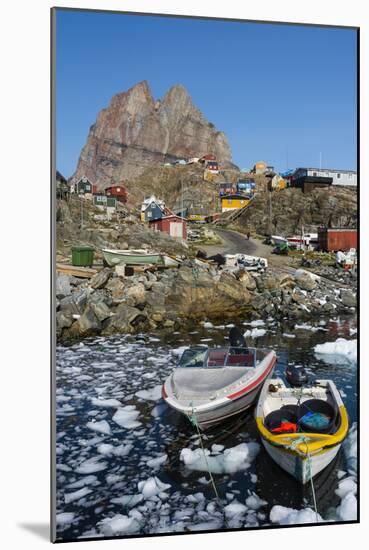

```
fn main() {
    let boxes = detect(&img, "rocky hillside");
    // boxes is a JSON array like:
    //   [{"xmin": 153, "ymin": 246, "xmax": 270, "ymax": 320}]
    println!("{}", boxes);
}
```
[
  {"xmin": 56, "ymin": 196, "xmax": 187, "ymax": 264},
  {"xmin": 232, "ymin": 186, "xmax": 357, "ymax": 236},
  {"xmin": 71, "ymin": 81, "xmax": 235, "ymax": 189}
]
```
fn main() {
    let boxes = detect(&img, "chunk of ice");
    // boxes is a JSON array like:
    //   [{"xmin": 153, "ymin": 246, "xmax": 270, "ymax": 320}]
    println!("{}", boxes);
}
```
[
  {"xmin": 98, "ymin": 514, "xmax": 140, "ymax": 536},
  {"xmin": 64, "ymin": 486, "xmax": 92, "ymax": 504},
  {"xmin": 137, "ymin": 476, "xmax": 171, "ymax": 499},
  {"xmin": 314, "ymin": 338, "xmax": 357, "ymax": 363},
  {"xmin": 270, "ymin": 505, "xmax": 323, "ymax": 525},
  {"xmin": 113, "ymin": 406, "xmax": 141, "ymax": 429},
  {"xmin": 86, "ymin": 420, "xmax": 111, "ymax": 435}
]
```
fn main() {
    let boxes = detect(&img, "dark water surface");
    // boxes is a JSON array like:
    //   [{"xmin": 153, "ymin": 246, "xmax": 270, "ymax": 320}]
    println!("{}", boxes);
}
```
[{"xmin": 55, "ymin": 315, "xmax": 357, "ymax": 540}]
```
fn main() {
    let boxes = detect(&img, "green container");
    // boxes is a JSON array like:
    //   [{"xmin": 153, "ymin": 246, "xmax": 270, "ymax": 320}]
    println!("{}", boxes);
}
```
[{"xmin": 71, "ymin": 246, "xmax": 95, "ymax": 267}]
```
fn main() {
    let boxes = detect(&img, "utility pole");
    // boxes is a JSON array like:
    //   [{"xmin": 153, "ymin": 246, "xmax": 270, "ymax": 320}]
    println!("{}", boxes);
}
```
[
  {"xmin": 80, "ymin": 197, "xmax": 84, "ymax": 229},
  {"xmin": 268, "ymin": 188, "xmax": 272, "ymax": 236}
]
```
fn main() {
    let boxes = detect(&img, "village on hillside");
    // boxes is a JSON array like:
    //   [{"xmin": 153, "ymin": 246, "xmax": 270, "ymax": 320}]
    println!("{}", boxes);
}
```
[{"xmin": 57, "ymin": 154, "xmax": 357, "ymax": 250}]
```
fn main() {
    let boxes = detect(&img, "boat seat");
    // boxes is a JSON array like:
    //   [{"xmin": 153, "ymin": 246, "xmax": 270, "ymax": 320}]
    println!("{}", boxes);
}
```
[
  {"xmin": 227, "ymin": 353, "xmax": 254, "ymax": 367},
  {"xmin": 208, "ymin": 350, "xmax": 227, "ymax": 367}
]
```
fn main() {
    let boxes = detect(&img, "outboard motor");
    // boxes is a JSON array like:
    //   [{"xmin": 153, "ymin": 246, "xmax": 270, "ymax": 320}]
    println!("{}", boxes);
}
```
[
  {"xmin": 285, "ymin": 364, "xmax": 309, "ymax": 387},
  {"xmin": 229, "ymin": 326, "xmax": 247, "ymax": 348}
]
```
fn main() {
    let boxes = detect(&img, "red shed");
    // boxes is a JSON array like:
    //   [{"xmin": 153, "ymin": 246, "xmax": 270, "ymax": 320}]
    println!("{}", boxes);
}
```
[
  {"xmin": 105, "ymin": 184, "xmax": 128, "ymax": 203},
  {"xmin": 318, "ymin": 228, "xmax": 357, "ymax": 252},
  {"xmin": 149, "ymin": 215, "xmax": 187, "ymax": 240}
]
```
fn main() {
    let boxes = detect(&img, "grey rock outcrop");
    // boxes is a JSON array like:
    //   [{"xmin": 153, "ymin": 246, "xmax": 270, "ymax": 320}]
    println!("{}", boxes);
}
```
[{"xmin": 71, "ymin": 81, "xmax": 233, "ymax": 188}]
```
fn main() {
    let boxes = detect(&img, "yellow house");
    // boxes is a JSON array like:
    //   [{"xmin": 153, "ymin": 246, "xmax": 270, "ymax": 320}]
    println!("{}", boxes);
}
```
[{"xmin": 221, "ymin": 194, "xmax": 251, "ymax": 212}]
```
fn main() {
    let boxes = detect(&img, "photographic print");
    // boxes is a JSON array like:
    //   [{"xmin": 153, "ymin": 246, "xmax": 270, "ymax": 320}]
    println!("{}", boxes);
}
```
[{"xmin": 52, "ymin": 7, "xmax": 358, "ymax": 542}]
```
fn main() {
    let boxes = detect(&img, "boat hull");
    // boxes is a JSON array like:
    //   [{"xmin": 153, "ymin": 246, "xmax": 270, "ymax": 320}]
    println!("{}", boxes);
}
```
[
  {"xmin": 164, "ymin": 351, "xmax": 276, "ymax": 430},
  {"xmin": 187, "ymin": 383, "xmax": 266, "ymax": 429},
  {"xmin": 102, "ymin": 249, "xmax": 164, "ymax": 266},
  {"xmin": 261, "ymin": 439, "xmax": 341, "ymax": 484}
]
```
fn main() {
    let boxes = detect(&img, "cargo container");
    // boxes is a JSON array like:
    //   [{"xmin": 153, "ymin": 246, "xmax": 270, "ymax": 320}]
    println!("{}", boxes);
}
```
[{"xmin": 318, "ymin": 228, "xmax": 357, "ymax": 252}]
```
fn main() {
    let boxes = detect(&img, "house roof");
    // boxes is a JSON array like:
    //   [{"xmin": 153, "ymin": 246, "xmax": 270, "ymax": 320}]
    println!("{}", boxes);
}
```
[
  {"xmin": 149, "ymin": 214, "xmax": 186, "ymax": 222},
  {"xmin": 221, "ymin": 194, "xmax": 250, "ymax": 200},
  {"xmin": 296, "ymin": 167, "xmax": 357, "ymax": 174}
]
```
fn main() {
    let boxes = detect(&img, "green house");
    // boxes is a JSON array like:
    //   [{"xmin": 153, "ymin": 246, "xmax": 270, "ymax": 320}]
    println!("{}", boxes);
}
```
[{"xmin": 76, "ymin": 176, "xmax": 93, "ymax": 194}]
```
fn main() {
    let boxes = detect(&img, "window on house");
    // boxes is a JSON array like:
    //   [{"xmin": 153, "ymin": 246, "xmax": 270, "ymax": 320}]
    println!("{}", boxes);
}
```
[
  {"xmin": 337, "ymin": 173, "xmax": 341, "ymax": 179},
  {"xmin": 313, "ymin": 172, "xmax": 317, "ymax": 177}
]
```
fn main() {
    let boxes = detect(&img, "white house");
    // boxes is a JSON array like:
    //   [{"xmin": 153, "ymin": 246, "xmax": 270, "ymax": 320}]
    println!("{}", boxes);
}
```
[{"xmin": 294, "ymin": 167, "xmax": 357, "ymax": 187}]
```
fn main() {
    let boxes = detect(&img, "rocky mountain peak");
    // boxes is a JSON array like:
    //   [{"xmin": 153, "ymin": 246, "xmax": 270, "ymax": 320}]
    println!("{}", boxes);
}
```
[{"xmin": 71, "ymin": 81, "xmax": 233, "ymax": 189}]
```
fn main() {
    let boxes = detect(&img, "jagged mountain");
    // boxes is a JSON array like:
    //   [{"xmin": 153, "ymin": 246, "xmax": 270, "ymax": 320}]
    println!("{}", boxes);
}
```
[{"xmin": 71, "ymin": 81, "xmax": 234, "ymax": 189}]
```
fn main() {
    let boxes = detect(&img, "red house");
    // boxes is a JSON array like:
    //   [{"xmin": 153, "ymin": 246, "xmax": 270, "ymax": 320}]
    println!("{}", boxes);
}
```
[
  {"xmin": 318, "ymin": 228, "xmax": 357, "ymax": 252},
  {"xmin": 149, "ymin": 215, "xmax": 187, "ymax": 240},
  {"xmin": 105, "ymin": 184, "xmax": 128, "ymax": 203}
]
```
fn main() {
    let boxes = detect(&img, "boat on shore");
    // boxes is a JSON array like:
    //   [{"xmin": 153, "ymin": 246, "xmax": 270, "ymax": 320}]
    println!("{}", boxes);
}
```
[
  {"xmin": 101, "ymin": 248, "xmax": 181, "ymax": 267},
  {"xmin": 162, "ymin": 329, "xmax": 277, "ymax": 430},
  {"xmin": 255, "ymin": 378, "xmax": 349, "ymax": 484},
  {"xmin": 225, "ymin": 253, "xmax": 268, "ymax": 272}
]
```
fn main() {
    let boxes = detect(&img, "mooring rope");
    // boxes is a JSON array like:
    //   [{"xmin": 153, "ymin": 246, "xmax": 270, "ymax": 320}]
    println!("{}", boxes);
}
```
[
  {"xmin": 287, "ymin": 435, "xmax": 319, "ymax": 522},
  {"xmin": 187, "ymin": 406, "xmax": 221, "ymax": 505}
]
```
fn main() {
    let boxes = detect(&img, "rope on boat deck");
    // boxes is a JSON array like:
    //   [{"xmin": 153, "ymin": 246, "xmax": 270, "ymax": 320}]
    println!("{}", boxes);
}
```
[{"xmin": 287, "ymin": 435, "xmax": 319, "ymax": 522}]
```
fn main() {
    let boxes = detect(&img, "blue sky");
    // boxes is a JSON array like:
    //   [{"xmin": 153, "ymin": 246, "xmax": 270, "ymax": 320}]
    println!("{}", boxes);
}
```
[{"xmin": 56, "ymin": 9, "xmax": 357, "ymax": 177}]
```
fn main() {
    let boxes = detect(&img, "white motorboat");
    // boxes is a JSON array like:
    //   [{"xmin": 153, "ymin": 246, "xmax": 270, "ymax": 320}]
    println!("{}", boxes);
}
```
[
  {"xmin": 162, "ymin": 329, "xmax": 276, "ymax": 430},
  {"xmin": 225, "ymin": 253, "xmax": 268, "ymax": 272},
  {"xmin": 255, "ymin": 378, "xmax": 349, "ymax": 484}
]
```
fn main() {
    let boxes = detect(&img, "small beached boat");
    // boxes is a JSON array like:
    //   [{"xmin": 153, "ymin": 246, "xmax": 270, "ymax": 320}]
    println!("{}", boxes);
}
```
[
  {"xmin": 101, "ymin": 248, "xmax": 181, "ymax": 267},
  {"xmin": 225, "ymin": 253, "xmax": 268, "ymax": 272},
  {"xmin": 255, "ymin": 378, "xmax": 349, "ymax": 484},
  {"xmin": 162, "ymin": 329, "xmax": 277, "ymax": 430}
]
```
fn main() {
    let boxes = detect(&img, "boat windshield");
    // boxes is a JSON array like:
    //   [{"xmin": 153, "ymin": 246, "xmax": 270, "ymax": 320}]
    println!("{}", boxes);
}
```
[
  {"xmin": 177, "ymin": 346, "xmax": 257, "ymax": 368},
  {"xmin": 178, "ymin": 347, "xmax": 208, "ymax": 368},
  {"xmin": 208, "ymin": 347, "xmax": 256, "ymax": 368}
]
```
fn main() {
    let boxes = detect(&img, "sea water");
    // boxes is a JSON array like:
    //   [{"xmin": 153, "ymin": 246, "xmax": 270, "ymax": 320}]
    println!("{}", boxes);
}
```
[{"xmin": 55, "ymin": 315, "xmax": 357, "ymax": 540}]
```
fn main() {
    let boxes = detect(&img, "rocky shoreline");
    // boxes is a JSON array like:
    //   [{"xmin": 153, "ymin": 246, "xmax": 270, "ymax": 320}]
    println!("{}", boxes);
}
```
[{"xmin": 56, "ymin": 260, "xmax": 357, "ymax": 342}]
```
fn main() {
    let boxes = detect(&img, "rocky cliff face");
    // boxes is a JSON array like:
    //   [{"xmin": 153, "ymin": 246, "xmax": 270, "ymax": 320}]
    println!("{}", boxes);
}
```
[{"xmin": 71, "ymin": 81, "xmax": 233, "ymax": 189}]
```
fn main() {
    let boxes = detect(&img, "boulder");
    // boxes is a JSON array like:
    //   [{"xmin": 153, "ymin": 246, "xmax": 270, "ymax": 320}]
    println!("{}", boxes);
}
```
[
  {"xmin": 56, "ymin": 274, "xmax": 71, "ymax": 298},
  {"xmin": 56, "ymin": 310, "xmax": 74, "ymax": 329},
  {"xmin": 294, "ymin": 270, "xmax": 317, "ymax": 291},
  {"xmin": 90, "ymin": 301, "xmax": 112, "ymax": 322},
  {"xmin": 59, "ymin": 290, "xmax": 88, "ymax": 315},
  {"xmin": 104, "ymin": 304, "xmax": 148, "ymax": 334},
  {"xmin": 237, "ymin": 269, "xmax": 257, "ymax": 291},
  {"xmin": 78, "ymin": 306, "xmax": 102, "ymax": 336},
  {"xmin": 90, "ymin": 268, "xmax": 112, "ymax": 289},
  {"xmin": 106, "ymin": 277, "xmax": 126, "ymax": 304},
  {"xmin": 125, "ymin": 283, "xmax": 146, "ymax": 306},
  {"xmin": 340, "ymin": 289, "xmax": 356, "ymax": 308}
]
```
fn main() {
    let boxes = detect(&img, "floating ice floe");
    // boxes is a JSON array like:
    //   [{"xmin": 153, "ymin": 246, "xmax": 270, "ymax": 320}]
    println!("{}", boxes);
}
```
[
  {"xmin": 66, "ymin": 475, "xmax": 98, "ymax": 489},
  {"xmin": 270, "ymin": 505, "xmax": 323, "ymax": 525},
  {"xmin": 98, "ymin": 514, "xmax": 141, "ymax": 536},
  {"xmin": 244, "ymin": 328, "xmax": 267, "ymax": 339},
  {"xmin": 283, "ymin": 333, "xmax": 296, "ymax": 338},
  {"xmin": 90, "ymin": 397, "xmax": 122, "ymax": 408},
  {"xmin": 295, "ymin": 324, "xmax": 320, "ymax": 332},
  {"xmin": 111, "ymin": 494, "xmax": 143, "ymax": 508},
  {"xmin": 75, "ymin": 457, "xmax": 108, "ymax": 474},
  {"xmin": 336, "ymin": 492, "xmax": 357, "ymax": 521},
  {"xmin": 245, "ymin": 492, "xmax": 267, "ymax": 510},
  {"xmin": 56, "ymin": 512, "xmax": 75, "ymax": 525},
  {"xmin": 135, "ymin": 385, "xmax": 162, "ymax": 401},
  {"xmin": 343, "ymin": 422, "xmax": 357, "ymax": 476},
  {"xmin": 64, "ymin": 486, "xmax": 92, "ymax": 504},
  {"xmin": 224, "ymin": 501, "xmax": 247, "ymax": 517},
  {"xmin": 173, "ymin": 346, "xmax": 190, "ymax": 357},
  {"xmin": 146, "ymin": 454, "xmax": 168, "ymax": 469},
  {"xmin": 86, "ymin": 420, "xmax": 111, "ymax": 435},
  {"xmin": 335, "ymin": 477, "xmax": 357, "ymax": 499},
  {"xmin": 314, "ymin": 338, "xmax": 357, "ymax": 363},
  {"xmin": 112, "ymin": 406, "xmax": 141, "ymax": 429},
  {"xmin": 137, "ymin": 476, "xmax": 171, "ymax": 499},
  {"xmin": 180, "ymin": 442, "xmax": 260, "ymax": 474}
]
